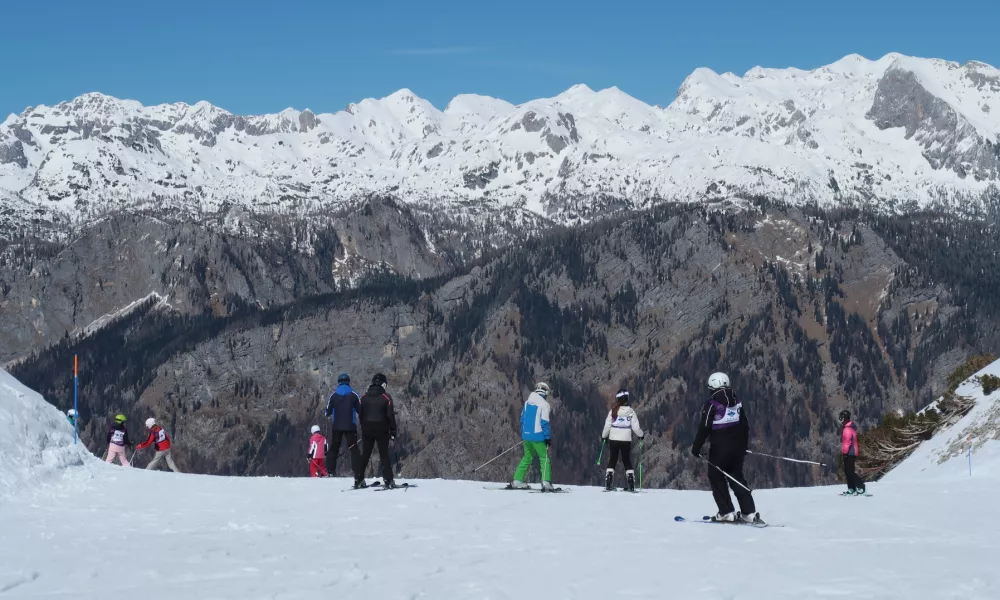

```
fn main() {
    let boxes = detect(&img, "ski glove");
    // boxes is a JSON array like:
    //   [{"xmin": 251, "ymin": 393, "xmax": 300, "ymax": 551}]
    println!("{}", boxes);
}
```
[
  {"xmin": 691, "ymin": 448, "xmax": 702, "ymax": 458},
  {"xmin": 545, "ymin": 439, "xmax": 551, "ymax": 447}
]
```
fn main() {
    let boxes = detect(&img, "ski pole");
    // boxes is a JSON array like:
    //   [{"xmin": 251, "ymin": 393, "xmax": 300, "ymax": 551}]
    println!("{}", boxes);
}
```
[
  {"xmin": 596, "ymin": 439, "xmax": 606, "ymax": 466},
  {"xmin": 701, "ymin": 456, "xmax": 753, "ymax": 494},
  {"xmin": 746, "ymin": 450, "xmax": 827, "ymax": 467},
  {"xmin": 473, "ymin": 441, "xmax": 523, "ymax": 472},
  {"xmin": 639, "ymin": 438, "xmax": 644, "ymax": 491}
]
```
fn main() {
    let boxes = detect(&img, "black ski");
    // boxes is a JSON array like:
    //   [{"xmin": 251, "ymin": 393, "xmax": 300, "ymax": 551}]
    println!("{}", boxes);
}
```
[
  {"xmin": 839, "ymin": 492, "xmax": 873, "ymax": 497},
  {"xmin": 483, "ymin": 484, "xmax": 533, "ymax": 491},
  {"xmin": 673, "ymin": 516, "xmax": 778, "ymax": 528},
  {"xmin": 374, "ymin": 483, "xmax": 415, "ymax": 492},
  {"xmin": 342, "ymin": 480, "xmax": 380, "ymax": 492},
  {"xmin": 529, "ymin": 487, "xmax": 569, "ymax": 493}
]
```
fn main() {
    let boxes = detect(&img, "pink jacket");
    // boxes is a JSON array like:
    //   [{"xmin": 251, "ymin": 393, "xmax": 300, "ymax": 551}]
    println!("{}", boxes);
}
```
[
  {"xmin": 841, "ymin": 422, "xmax": 859, "ymax": 456},
  {"xmin": 308, "ymin": 433, "xmax": 328, "ymax": 460}
]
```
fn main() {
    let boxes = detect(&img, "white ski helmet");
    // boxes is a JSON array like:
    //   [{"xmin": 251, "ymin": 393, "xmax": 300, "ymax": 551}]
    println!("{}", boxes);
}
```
[
  {"xmin": 67, "ymin": 409, "xmax": 77, "ymax": 417},
  {"xmin": 534, "ymin": 382, "xmax": 551, "ymax": 396},
  {"xmin": 145, "ymin": 417, "xmax": 156, "ymax": 428},
  {"xmin": 708, "ymin": 372, "xmax": 730, "ymax": 390},
  {"xmin": 310, "ymin": 425, "xmax": 321, "ymax": 434}
]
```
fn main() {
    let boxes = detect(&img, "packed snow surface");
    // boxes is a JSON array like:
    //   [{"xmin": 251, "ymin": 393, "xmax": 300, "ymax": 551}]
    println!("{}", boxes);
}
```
[{"xmin": 2, "ymin": 366, "xmax": 1000, "ymax": 599}]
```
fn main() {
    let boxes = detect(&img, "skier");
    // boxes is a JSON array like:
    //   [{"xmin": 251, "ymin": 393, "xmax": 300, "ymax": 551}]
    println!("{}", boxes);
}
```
[
  {"xmin": 105, "ymin": 413, "xmax": 133, "ymax": 467},
  {"xmin": 511, "ymin": 382, "xmax": 555, "ymax": 491},
  {"xmin": 839, "ymin": 410, "xmax": 867, "ymax": 495},
  {"xmin": 324, "ymin": 373, "xmax": 362, "ymax": 476},
  {"xmin": 66, "ymin": 409, "xmax": 77, "ymax": 427},
  {"xmin": 601, "ymin": 389, "xmax": 644, "ymax": 491},
  {"xmin": 137, "ymin": 418, "xmax": 181, "ymax": 472},
  {"xmin": 691, "ymin": 372, "xmax": 761, "ymax": 524},
  {"xmin": 308, "ymin": 425, "xmax": 329, "ymax": 478},
  {"xmin": 354, "ymin": 373, "xmax": 397, "ymax": 489}
]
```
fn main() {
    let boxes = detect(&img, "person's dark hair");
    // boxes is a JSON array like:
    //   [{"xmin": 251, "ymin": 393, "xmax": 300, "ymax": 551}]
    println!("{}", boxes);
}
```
[{"xmin": 613, "ymin": 389, "xmax": 629, "ymax": 419}]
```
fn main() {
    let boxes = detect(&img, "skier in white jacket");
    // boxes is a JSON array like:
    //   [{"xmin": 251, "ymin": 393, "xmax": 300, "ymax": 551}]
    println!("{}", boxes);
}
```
[{"xmin": 601, "ymin": 389, "xmax": 644, "ymax": 491}]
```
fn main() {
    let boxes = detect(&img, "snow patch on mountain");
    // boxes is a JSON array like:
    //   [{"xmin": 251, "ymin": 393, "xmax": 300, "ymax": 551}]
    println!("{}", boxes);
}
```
[{"xmin": 2, "ymin": 52, "xmax": 999, "ymax": 233}]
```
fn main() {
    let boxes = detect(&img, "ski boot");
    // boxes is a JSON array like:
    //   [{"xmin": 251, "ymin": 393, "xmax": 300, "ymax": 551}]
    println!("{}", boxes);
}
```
[
  {"xmin": 541, "ymin": 481, "xmax": 556, "ymax": 492},
  {"xmin": 384, "ymin": 480, "xmax": 397, "ymax": 489},
  {"xmin": 710, "ymin": 511, "xmax": 737, "ymax": 523},
  {"xmin": 509, "ymin": 480, "xmax": 530, "ymax": 490},
  {"xmin": 353, "ymin": 478, "xmax": 367, "ymax": 490},
  {"xmin": 625, "ymin": 470, "xmax": 636, "ymax": 492},
  {"xmin": 605, "ymin": 469, "xmax": 614, "ymax": 491},
  {"xmin": 739, "ymin": 511, "xmax": 764, "ymax": 525}
]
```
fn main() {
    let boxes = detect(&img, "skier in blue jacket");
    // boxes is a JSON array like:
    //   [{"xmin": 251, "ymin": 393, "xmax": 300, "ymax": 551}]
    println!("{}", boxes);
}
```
[{"xmin": 324, "ymin": 373, "xmax": 362, "ymax": 476}]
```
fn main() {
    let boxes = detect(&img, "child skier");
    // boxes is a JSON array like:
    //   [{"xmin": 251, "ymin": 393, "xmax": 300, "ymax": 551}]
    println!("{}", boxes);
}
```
[
  {"xmin": 308, "ymin": 425, "xmax": 329, "ymax": 477},
  {"xmin": 839, "ymin": 410, "xmax": 867, "ymax": 495},
  {"xmin": 601, "ymin": 389, "xmax": 644, "ymax": 491},
  {"xmin": 510, "ymin": 382, "xmax": 555, "ymax": 491},
  {"xmin": 66, "ymin": 409, "xmax": 77, "ymax": 427},
  {"xmin": 691, "ymin": 372, "xmax": 762, "ymax": 524},
  {"xmin": 137, "ymin": 418, "xmax": 181, "ymax": 472},
  {"xmin": 105, "ymin": 413, "xmax": 132, "ymax": 467}
]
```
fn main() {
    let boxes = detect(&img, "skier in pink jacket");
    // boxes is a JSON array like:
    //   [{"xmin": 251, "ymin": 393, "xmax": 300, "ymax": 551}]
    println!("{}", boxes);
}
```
[
  {"xmin": 308, "ymin": 425, "xmax": 328, "ymax": 478},
  {"xmin": 839, "ymin": 410, "xmax": 866, "ymax": 495}
]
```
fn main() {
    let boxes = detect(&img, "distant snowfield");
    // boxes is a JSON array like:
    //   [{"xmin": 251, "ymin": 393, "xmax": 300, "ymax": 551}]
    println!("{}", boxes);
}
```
[{"xmin": 2, "ymin": 369, "xmax": 999, "ymax": 599}]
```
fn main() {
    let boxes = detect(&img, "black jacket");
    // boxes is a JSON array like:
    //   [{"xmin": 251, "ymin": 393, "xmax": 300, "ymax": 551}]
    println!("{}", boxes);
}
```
[
  {"xmin": 359, "ymin": 385, "xmax": 397, "ymax": 437},
  {"xmin": 692, "ymin": 388, "xmax": 749, "ymax": 455},
  {"xmin": 107, "ymin": 423, "xmax": 132, "ymax": 447}
]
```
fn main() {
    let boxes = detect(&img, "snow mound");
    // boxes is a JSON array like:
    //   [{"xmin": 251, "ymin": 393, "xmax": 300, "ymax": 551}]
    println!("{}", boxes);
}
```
[
  {"xmin": 888, "ymin": 358, "xmax": 1000, "ymax": 482},
  {"xmin": 0, "ymin": 369, "xmax": 94, "ymax": 501}
]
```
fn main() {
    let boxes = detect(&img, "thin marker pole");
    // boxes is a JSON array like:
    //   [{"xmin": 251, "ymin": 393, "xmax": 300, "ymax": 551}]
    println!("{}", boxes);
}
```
[{"xmin": 73, "ymin": 355, "xmax": 79, "ymax": 445}]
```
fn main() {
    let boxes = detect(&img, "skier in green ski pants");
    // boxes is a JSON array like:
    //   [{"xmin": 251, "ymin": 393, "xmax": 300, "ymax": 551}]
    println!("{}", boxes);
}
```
[{"xmin": 511, "ymin": 382, "xmax": 555, "ymax": 491}]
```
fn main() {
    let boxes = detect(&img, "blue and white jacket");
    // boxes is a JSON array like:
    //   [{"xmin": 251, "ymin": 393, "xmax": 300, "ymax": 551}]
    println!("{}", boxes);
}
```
[
  {"xmin": 520, "ymin": 391, "xmax": 552, "ymax": 442},
  {"xmin": 325, "ymin": 384, "xmax": 362, "ymax": 432}
]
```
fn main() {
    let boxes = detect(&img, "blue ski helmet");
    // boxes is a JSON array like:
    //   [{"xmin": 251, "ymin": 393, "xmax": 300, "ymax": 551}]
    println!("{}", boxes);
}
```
[{"xmin": 337, "ymin": 373, "xmax": 350, "ymax": 384}]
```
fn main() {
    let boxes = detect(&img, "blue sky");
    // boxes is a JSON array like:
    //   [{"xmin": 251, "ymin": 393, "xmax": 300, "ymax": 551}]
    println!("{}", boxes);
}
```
[{"xmin": 3, "ymin": 0, "xmax": 997, "ymax": 116}]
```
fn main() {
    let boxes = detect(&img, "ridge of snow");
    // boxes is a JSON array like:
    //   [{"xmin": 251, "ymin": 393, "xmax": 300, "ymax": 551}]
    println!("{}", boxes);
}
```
[
  {"xmin": 888, "ymin": 358, "xmax": 1000, "ymax": 482},
  {"xmin": 0, "ymin": 370, "xmax": 95, "ymax": 502}
]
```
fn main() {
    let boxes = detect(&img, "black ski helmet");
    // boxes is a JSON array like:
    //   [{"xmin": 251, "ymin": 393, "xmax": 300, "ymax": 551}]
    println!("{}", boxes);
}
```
[
  {"xmin": 838, "ymin": 409, "xmax": 851, "ymax": 423},
  {"xmin": 615, "ymin": 389, "xmax": 630, "ymax": 404},
  {"xmin": 372, "ymin": 373, "xmax": 387, "ymax": 387}
]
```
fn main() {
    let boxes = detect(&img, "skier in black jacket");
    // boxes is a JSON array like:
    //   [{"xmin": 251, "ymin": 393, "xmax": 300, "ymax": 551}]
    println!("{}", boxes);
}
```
[
  {"xmin": 691, "ymin": 372, "xmax": 761, "ymax": 524},
  {"xmin": 354, "ymin": 373, "xmax": 398, "ymax": 488},
  {"xmin": 324, "ymin": 373, "xmax": 362, "ymax": 476}
]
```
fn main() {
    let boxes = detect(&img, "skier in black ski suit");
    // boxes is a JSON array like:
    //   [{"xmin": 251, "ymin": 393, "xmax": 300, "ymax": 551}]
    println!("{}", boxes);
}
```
[
  {"xmin": 354, "ymin": 373, "xmax": 398, "ymax": 489},
  {"xmin": 324, "ymin": 372, "xmax": 362, "ymax": 476},
  {"xmin": 691, "ymin": 372, "xmax": 761, "ymax": 524}
]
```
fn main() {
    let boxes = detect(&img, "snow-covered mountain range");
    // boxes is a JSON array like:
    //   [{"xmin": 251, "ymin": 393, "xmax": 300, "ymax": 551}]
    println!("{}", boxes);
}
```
[{"xmin": 2, "ymin": 52, "xmax": 999, "ymax": 232}]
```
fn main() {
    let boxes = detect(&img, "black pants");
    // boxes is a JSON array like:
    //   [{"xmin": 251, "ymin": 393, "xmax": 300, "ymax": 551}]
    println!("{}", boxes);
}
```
[
  {"xmin": 607, "ymin": 440, "xmax": 633, "ymax": 471},
  {"xmin": 708, "ymin": 447, "xmax": 755, "ymax": 515},
  {"xmin": 328, "ymin": 431, "xmax": 360, "ymax": 476},
  {"xmin": 843, "ymin": 455, "xmax": 866, "ymax": 491},
  {"xmin": 357, "ymin": 433, "xmax": 393, "ymax": 483}
]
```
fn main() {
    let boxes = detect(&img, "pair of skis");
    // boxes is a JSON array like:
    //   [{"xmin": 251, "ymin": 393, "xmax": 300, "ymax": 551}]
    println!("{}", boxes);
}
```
[
  {"xmin": 483, "ymin": 484, "xmax": 569, "ymax": 493},
  {"xmin": 673, "ymin": 515, "xmax": 778, "ymax": 528},
  {"xmin": 342, "ymin": 480, "xmax": 416, "ymax": 492}
]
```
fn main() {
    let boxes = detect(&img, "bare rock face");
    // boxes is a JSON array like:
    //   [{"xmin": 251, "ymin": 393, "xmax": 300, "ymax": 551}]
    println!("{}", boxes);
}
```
[
  {"xmin": 11, "ymin": 202, "xmax": 1000, "ymax": 491},
  {"xmin": 867, "ymin": 63, "xmax": 1000, "ymax": 180}
]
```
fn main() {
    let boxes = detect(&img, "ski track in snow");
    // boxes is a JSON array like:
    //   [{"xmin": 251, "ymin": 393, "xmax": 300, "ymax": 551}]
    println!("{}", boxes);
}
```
[{"xmin": 2, "ymin": 365, "xmax": 1000, "ymax": 599}]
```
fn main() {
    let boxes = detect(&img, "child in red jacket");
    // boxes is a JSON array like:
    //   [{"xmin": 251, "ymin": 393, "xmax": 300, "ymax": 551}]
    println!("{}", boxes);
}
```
[
  {"xmin": 137, "ymin": 418, "xmax": 181, "ymax": 472},
  {"xmin": 308, "ymin": 425, "xmax": 328, "ymax": 477}
]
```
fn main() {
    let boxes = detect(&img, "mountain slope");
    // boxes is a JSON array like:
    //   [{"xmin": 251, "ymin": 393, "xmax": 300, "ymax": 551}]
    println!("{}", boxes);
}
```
[
  {"xmin": 2, "ymin": 53, "xmax": 1000, "ymax": 237},
  {"xmin": 11, "ymin": 202, "xmax": 1000, "ymax": 488}
]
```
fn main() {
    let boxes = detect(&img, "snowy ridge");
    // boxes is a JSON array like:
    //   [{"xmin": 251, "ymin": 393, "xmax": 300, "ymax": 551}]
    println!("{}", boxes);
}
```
[
  {"xmin": 0, "ymin": 370, "xmax": 94, "ymax": 502},
  {"xmin": 2, "ymin": 52, "xmax": 999, "ymax": 232},
  {"xmin": 888, "ymin": 358, "xmax": 1000, "ymax": 482}
]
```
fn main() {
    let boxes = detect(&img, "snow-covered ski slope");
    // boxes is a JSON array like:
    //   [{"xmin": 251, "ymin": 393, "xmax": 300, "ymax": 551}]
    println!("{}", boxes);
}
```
[{"xmin": 2, "ymin": 367, "xmax": 999, "ymax": 600}]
